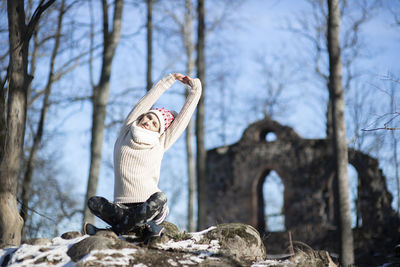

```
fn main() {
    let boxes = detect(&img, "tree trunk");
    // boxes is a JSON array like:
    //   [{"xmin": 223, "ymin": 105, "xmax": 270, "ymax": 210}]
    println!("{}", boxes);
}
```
[
  {"xmin": 195, "ymin": 0, "xmax": 206, "ymax": 230},
  {"xmin": 183, "ymin": 0, "xmax": 196, "ymax": 232},
  {"xmin": 1, "ymin": 0, "xmax": 55, "ymax": 247},
  {"xmin": 327, "ymin": 0, "xmax": 354, "ymax": 266},
  {"xmin": 186, "ymin": 109, "xmax": 196, "ymax": 232},
  {"xmin": 390, "ymin": 85, "xmax": 400, "ymax": 212},
  {"xmin": 20, "ymin": 0, "xmax": 65, "ymax": 240},
  {"xmin": 1, "ymin": 0, "xmax": 31, "ymax": 247},
  {"xmin": 83, "ymin": 0, "xmax": 123, "ymax": 225},
  {"xmin": 0, "ymin": 76, "xmax": 6, "ymax": 152},
  {"xmin": 146, "ymin": 0, "xmax": 153, "ymax": 92},
  {"xmin": 27, "ymin": 30, "xmax": 39, "ymax": 103},
  {"xmin": 326, "ymin": 94, "xmax": 333, "ymax": 138}
]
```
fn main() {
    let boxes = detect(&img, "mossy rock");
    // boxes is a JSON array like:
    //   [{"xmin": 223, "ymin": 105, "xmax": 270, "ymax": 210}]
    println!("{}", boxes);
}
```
[
  {"xmin": 204, "ymin": 223, "xmax": 266, "ymax": 263},
  {"xmin": 161, "ymin": 221, "xmax": 191, "ymax": 241},
  {"xmin": 161, "ymin": 221, "xmax": 180, "ymax": 236},
  {"xmin": 291, "ymin": 250, "xmax": 338, "ymax": 267}
]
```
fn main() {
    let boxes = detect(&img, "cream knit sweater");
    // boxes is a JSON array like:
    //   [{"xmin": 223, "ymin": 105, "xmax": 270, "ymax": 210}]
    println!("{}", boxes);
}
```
[{"xmin": 113, "ymin": 74, "xmax": 202, "ymax": 203}]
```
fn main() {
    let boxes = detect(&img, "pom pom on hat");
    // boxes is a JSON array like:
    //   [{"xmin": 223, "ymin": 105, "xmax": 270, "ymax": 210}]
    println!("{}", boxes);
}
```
[{"xmin": 149, "ymin": 107, "xmax": 177, "ymax": 134}]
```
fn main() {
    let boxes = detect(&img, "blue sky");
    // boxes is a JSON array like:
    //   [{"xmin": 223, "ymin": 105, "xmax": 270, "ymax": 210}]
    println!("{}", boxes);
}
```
[{"xmin": 52, "ymin": 0, "xmax": 400, "ymax": 232}]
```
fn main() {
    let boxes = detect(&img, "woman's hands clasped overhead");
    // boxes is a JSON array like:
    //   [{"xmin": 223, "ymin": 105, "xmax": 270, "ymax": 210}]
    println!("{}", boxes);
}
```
[{"xmin": 173, "ymin": 73, "xmax": 192, "ymax": 85}]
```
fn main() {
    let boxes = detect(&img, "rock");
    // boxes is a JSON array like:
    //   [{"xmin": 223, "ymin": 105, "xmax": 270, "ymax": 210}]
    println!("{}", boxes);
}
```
[
  {"xmin": 203, "ymin": 223, "xmax": 266, "ymax": 264},
  {"xmin": 79, "ymin": 246, "xmax": 236, "ymax": 267},
  {"xmin": 59, "ymin": 222, "xmax": 267, "ymax": 265},
  {"xmin": 1, "ymin": 222, "xmax": 342, "ymax": 267},
  {"xmin": 23, "ymin": 238, "xmax": 52, "ymax": 246},
  {"xmin": 92, "ymin": 229, "xmax": 119, "ymax": 240},
  {"xmin": 69, "ymin": 222, "xmax": 266, "ymax": 265},
  {"xmin": 162, "ymin": 221, "xmax": 182, "ymax": 237},
  {"xmin": 157, "ymin": 221, "xmax": 190, "ymax": 244},
  {"xmin": 67, "ymin": 236, "xmax": 113, "ymax": 262},
  {"xmin": 61, "ymin": 231, "xmax": 82, "ymax": 240},
  {"xmin": 67, "ymin": 232, "xmax": 138, "ymax": 262},
  {"xmin": 291, "ymin": 250, "xmax": 338, "ymax": 267}
]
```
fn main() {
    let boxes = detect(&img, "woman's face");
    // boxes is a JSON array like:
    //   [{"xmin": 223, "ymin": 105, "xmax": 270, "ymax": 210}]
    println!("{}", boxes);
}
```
[{"xmin": 138, "ymin": 113, "xmax": 160, "ymax": 132}]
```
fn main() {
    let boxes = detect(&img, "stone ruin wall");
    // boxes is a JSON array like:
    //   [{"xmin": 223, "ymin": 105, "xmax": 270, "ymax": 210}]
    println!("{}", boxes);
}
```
[{"xmin": 202, "ymin": 118, "xmax": 400, "ymax": 254}]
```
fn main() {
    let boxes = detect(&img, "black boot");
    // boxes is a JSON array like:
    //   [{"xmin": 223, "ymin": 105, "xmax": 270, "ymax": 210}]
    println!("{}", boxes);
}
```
[
  {"xmin": 87, "ymin": 196, "xmax": 128, "ymax": 228},
  {"xmin": 141, "ymin": 221, "xmax": 165, "ymax": 244},
  {"xmin": 127, "ymin": 192, "xmax": 167, "ymax": 226}
]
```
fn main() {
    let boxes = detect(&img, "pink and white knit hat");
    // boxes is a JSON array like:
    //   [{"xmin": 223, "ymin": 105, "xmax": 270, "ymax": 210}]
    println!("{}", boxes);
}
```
[{"xmin": 149, "ymin": 107, "xmax": 177, "ymax": 134}]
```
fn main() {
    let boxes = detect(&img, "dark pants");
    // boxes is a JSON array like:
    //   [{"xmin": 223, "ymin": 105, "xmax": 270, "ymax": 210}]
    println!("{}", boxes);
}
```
[{"xmin": 87, "ymin": 192, "xmax": 168, "ymax": 234}]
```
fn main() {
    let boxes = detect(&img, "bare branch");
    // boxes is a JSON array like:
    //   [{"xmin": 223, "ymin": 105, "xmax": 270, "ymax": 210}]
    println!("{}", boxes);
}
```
[
  {"xmin": 0, "ymin": 50, "xmax": 9, "ymax": 63},
  {"xmin": 17, "ymin": 198, "xmax": 57, "ymax": 224},
  {"xmin": 25, "ymin": 0, "xmax": 57, "ymax": 42},
  {"xmin": 361, "ymin": 127, "xmax": 400, "ymax": 132},
  {"xmin": 27, "ymin": 42, "xmax": 102, "ymax": 107},
  {"xmin": 50, "ymin": 95, "xmax": 91, "ymax": 105},
  {"xmin": 88, "ymin": 0, "xmax": 96, "ymax": 88},
  {"xmin": 361, "ymin": 78, "xmax": 400, "ymax": 131},
  {"xmin": 0, "ymin": 67, "xmax": 8, "ymax": 93}
]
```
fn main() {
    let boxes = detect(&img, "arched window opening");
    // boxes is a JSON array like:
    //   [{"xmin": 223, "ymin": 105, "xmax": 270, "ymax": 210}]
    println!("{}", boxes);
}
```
[
  {"xmin": 265, "ymin": 132, "xmax": 277, "ymax": 142},
  {"xmin": 348, "ymin": 164, "xmax": 362, "ymax": 228},
  {"xmin": 263, "ymin": 170, "xmax": 285, "ymax": 232}
]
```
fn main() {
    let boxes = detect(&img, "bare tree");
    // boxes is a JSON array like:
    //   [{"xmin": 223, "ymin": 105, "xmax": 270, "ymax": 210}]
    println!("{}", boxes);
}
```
[
  {"xmin": 152, "ymin": 0, "xmax": 197, "ymax": 231},
  {"xmin": 146, "ymin": 0, "xmax": 153, "ymax": 92},
  {"xmin": 360, "ymin": 76, "xmax": 400, "ymax": 131},
  {"xmin": 21, "ymin": 145, "xmax": 81, "ymax": 239},
  {"xmin": 386, "ymin": 0, "xmax": 400, "ymax": 26},
  {"xmin": 327, "ymin": 0, "xmax": 354, "ymax": 265},
  {"xmin": 196, "ymin": 0, "xmax": 206, "ymax": 230},
  {"xmin": 16, "ymin": 0, "xmax": 103, "ymax": 238},
  {"xmin": 252, "ymin": 52, "xmax": 299, "ymax": 120},
  {"xmin": 83, "ymin": 0, "xmax": 124, "ymax": 225},
  {"xmin": 19, "ymin": 0, "xmax": 66, "ymax": 240},
  {"xmin": 360, "ymin": 77, "xmax": 400, "ymax": 211},
  {"xmin": 0, "ymin": 0, "xmax": 56, "ymax": 246},
  {"xmin": 181, "ymin": 0, "xmax": 197, "ymax": 232},
  {"xmin": 287, "ymin": 0, "xmax": 386, "ymax": 235},
  {"xmin": 150, "ymin": 0, "xmax": 244, "ymax": 229},
  {"xmin": 290, "ymin": 0, "xmax": 380, "ymax": 137},
  {"xmin": 165, "ymin": 0, "xmax": 197, "ymax": 232},
  {"xmin": 389, "ymin": 82, "xmax": 400, "ymax": 211}
]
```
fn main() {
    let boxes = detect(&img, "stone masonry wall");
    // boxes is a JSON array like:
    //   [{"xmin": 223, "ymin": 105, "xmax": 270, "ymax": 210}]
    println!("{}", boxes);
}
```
[{"xmin": 203, "ymin": 118, "xmax": 399, "ymax": 253}]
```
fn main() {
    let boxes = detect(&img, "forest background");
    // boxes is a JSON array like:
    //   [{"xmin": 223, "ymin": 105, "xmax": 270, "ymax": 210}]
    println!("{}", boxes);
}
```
[{"xmin": 0, "ymin": 0, "xmax": 399, "ymax": 240}]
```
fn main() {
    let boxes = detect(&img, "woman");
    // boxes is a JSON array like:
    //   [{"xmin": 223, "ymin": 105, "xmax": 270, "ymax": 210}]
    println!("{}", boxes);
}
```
[{"xmin": 86, "ymin": 73, "xmax": 202, "ymax": 235}]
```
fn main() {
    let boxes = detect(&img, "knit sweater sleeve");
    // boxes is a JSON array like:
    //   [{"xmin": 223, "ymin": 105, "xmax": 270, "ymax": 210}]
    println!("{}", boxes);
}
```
[
  {"xmin": 119, "ymin": 74, "xmax": 176, "ymax": 134},
  {"xmin": 163, "ymin": 78, "xmax": 202, "ymax": 150}
]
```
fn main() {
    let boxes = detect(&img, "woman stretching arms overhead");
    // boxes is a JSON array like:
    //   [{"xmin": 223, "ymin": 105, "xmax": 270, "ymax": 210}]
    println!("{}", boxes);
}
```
[{"xmin": 86, "ymin": 73, "xmax": 202, "ymax": 235}]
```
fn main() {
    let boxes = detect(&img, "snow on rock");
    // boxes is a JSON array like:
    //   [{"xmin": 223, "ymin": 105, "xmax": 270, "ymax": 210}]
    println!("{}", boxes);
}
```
[
  {"xmin": 79, "ymin": 248, "xmax": 139, "ymax": 266},
  {"xmin": 251, "ymin": 259, "xmax": 293, "ymax": 267},
  {"xmin": 156, "ymin": 226, "xmax": 220, "ymax": 254},
  {"xmin": 0, "ymin": 236, "xmax": 86, "ymax": 267},
  {"xmin": 0, "ymin": 223, "xmax": 310, "ymax": 266}
]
